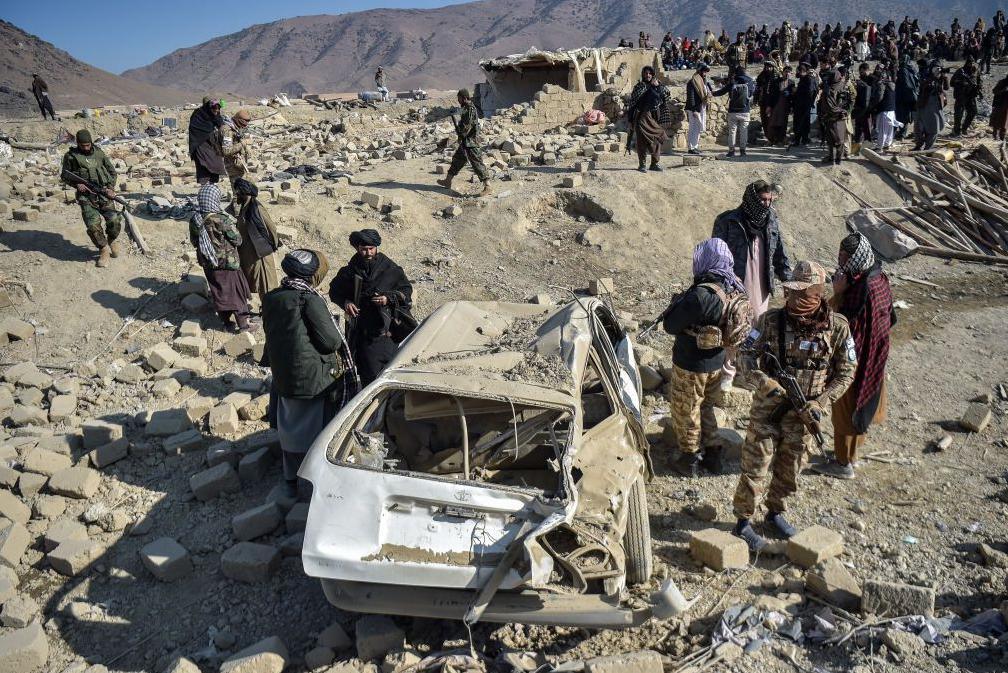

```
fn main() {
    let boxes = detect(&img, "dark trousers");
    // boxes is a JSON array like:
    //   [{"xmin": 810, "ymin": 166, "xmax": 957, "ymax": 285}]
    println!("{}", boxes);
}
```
[
  {"xmin": 954, "ymin": 101, "xmax": 977, "ymax": 135},
  {"xmin": 36, "ymin": 96, "xmax": 56, "ymax": 120},
  {"xmin": 353, "ymin": 335, "xmax": 397, "ymax": 386},
  {"xmin": 981, "ymin": 52, "xmax": 993, "ymax": 74},
  {"xmin": 792, "ymin": 107, "xmax": 812, "ymax": 144},
  {"xmin": 894, "ymin": 102, "xmax": 914, "ymax": 138},
  {"xmin": 852, "ymin": 113, "xmax": 872, "ymax": 143}
]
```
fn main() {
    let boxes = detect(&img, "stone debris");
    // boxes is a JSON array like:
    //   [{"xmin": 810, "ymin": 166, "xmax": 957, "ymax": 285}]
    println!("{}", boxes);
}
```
[
  {"xmin": 584, "ymin": 650, "xmax": 663, "ymax": 673},
  {"xmin": 805, "ymin": 557, "xmax": 862, "ymax": 611},
  {"xmin": 689, "ymin": 528, "xmax": 748, "ymax": 570},
  {"xmin": 48, "ymin": 538, "xmax": 103, "ymax": 576},
  {"xmin": 220, "ymin": 636, "xmax": 289, "ymax": 673},
  {"xmin": 47, "ymin": 466, "xmax": 101, "ymax": 499},
  {"xmin": 355, "ymin": 615, "xmax": 405, "ymax": 662},
  {"xmin": 0, "ymin": 490, "xmax": 30, "ymax": 525},
  {"xmin": 0, "ymin": 622, "xmax": 49, "ymax": 673},
  {"xmin": 861, "ymin": 580, "xmax": 936, "ymax": 618},
  {"xmin": 232, "ymin": 502, "xmax": 283, "ymax": 541},
  {"xmin": 190, "ymin": 463, "xmax": 241, "ymax": 501},
  {"xmin": 0, "ymin": 593, "xmax": 39, "ymax": 628},
  {"xmin": 959, "ymin": 402, "xmax": 991, "ymax": 432},
  {"xmin": 42, "ymin": 518, "xmax": 88, "ymax": 552},
  {"xmin": 317, "ymin": 622, "xmax": 352, "ymax": 650},
  {"xmin": 89, "ymin": 437, "xmax": 130, "ymax": 468},
  {"xmin": 140, "ymin": 537, "xmax": 193, "ymax": 582},
  {"xmin": 787, "ymin": 526, "xmax": 844, "ymax": 568},
  {"xmin": 221, "ymin": 542, "xmax": 281, "ymax": 583},
  {"xmin": 21, "ymin": 446, "xmax": 72, "ymax": 476}
]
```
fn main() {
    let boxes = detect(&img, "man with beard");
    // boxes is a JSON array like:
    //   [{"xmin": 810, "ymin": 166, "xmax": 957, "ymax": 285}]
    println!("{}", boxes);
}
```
[
  {"xmin": 713, "ymin": 180, "xmax": 793, "ymax": 391},
  {"xmin": 329, "ymin": 229, "xmax": 414, "ymax": 386},
  {"xmin": 755, "ymin": 61, "xmax": 779, "ymax": 144},
  {"xmin": 685, "ymin": 63, "xmax": 713, "ymax": 155},
  {"xmin": 731, "ymin": 261, "xmax": 857, "ymax": 550},
  {"xmin": 791, "ymin": 62, "xmax": 817, "ymax": 146},
  {"xmin": 438, "ymin": 89, "xmax": 492, "ymax": 196},
  {"xmin": 894, "ymin": 54, "xmax": 919, "ymax": 140},
  {"xmin": 822, "ymin": 67, "xmax": 854, "ymax": 165},
  {"xmin": 61, "ymin": 130, "xmax": 123, "ymax": 268},
  {"xmin": 188, "ymin": 96, "xmax": 227, "ymax": 184},
  {"xmin": 914, "ymin": 61, "xmax": 950, "ymax": 150},
  {"xmin": 626, "ymin": 66, "xmax": 671, "ymax": 171},
  {"xmin": 851, "ymin": 63, "xmax": 874, "ymax": 155}
]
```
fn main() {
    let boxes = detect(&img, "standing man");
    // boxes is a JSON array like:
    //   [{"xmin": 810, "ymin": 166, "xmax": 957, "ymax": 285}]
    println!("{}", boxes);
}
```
[
  {"xmin": 814, "ymin": 233, "xmax": 895, "ymax": 479},
  {"xmin": 60, "ymin": 130, "xmax": 122, "ymax": 268},
  {"xmin": 726, "ymin": 34, "xmax": 748, "ymax": 73},
  {"xmin": 625, "ymin": 66, "xmax": 670, "ymax": 171},
  {"xmin": 851, "ymin": 63, "xmax": 875, "ymax": 155},
  {"xmin": 894, "ymin": 54, "xmax": 919, "ymax": 140},
  {"xmin": 951, "ymin": 57, "xmax": 983, "ymax": 136},
  {"xmin": 685, "ymin": 63, "xmax": 712, "ymax": 155},
  {"xmin": 663, "ymin": 239, "xmax": 750, "ymax": 476},
  {"xmin": 713, "ymin": 180, "xmax": 792, "ymax": 390},
  {"xmin": 329, "ymin": 230, "xmax": 414, "ymax": 386},
  {"xmin": 821, "ymin": 67, "xmax": 854, "ymax": 165},
  {"xmin": 713, "ymin": 65, "xmax": 755, "ymax": 157},
  {"xmin": 872, "ymin": 66, "xmax": 898, "ymax": 151},
  {"xmin": 755, "ymin": 61, "xmax": 779, "ymax": 143},
  {"xmin": 437, "ymin": 89, "xmax": 492, "ymax": 195},
  {"xmin": 222, "ymin": 109, "xmax": 252, "ymax": 186},
  {"xmin": 791, "ymin": 62, "xmax": 817, "ymax": 146},
  {"xmin": 914, "ymin": 61, "xmax": 949, "ymax": 151},
  {"xmin": 188, "ymin": 96, "xmax": 227, "ymax": 184},
  {"xmin": 31, "ymin": 74, "xmax": 57, "ymax": 120},
  {"xmin": 731, "ymin": 261, "xmax": 857, "ymax": 549},
  {"xmin": 375, "ymin": 67, "xmax": 390, "ymax": 102}
]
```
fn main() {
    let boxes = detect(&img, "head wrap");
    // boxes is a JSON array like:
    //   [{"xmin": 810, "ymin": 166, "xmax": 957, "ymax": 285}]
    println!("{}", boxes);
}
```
[
  {"xmin": 349, "ymin": 229, "xmax": 381, "ymax": 247},
  {"xmin": 457, "ymin": 88, "xmax": 471, "ymax": 100},
  {"xmin": 232, "ymin": 109, "xmax": 251, "ymax": 126},
  {"xmin": 692, "ymin": 238, "xmax": 744, "ymax": 292},
  {"xmin": 76, "ymin": 129, "xmax": 92, "ymax": 145},
  {"xmin": 197, "ymin": 182, "xmax": 223, "ymax": 216},
  {"xmin": 840, "ymin": 232, "xmax": 876, "ymax": 275},
  {"xmin": 281, "ymin": 248, "xmax": 330, "ymax": 288},
  {"xmin": 233, "ymin": 178, "xmax": 278, "ymax": 258},
  {"xmin": 740, "ymin": 180, "xmax": 774, "ymax": 228}
]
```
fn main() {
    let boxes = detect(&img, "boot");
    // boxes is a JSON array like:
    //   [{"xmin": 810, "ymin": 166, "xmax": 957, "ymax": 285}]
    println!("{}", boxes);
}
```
[
  {"xmin": 767, "ymin": 511, "xmax": 798, "ymax": 538},
  {"xmin": 436, "ymin": 177, "xmax": 453, "ymax": 191},
  {"xmin": 649, "ymin": 161, "xmax": 663, "ymax": 172},
  {"xmin": 480, "ymin": 180, "xmax": 492, "ymax": 196},
  {"xmin": 672, "ymin": 451, "xmax": 702, "ymax": 477},
  {"xmin": 734, "ymin": 519, "xmax": 767, "ymax": 552},
  {"xmin": 834, "ymin": 150, "xmax": 842, "ymax": 166},
  {"xmin": 821, "ymin": 147, "xmax": 834, "ymax": 164},
  {"xmin": 637, "ymin": 159, "xmax": 647, "ymax": 173},
  {"xmin": 96, "ymin": 246, "xmax": 111, "ymax": 268},
  {"xmin": 109, "ymin": 240, "xmax": 121, "ymax": 258},
  {"xmin": 701, "ymin": 446, "xmax": 724, "ymax": 475}
]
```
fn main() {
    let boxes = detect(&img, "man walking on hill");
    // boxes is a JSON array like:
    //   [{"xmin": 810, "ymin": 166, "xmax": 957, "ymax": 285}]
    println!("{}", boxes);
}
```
[
  {"xmin": 60, "ymin": 130, "xmax": 123, "ymax": 268},
  {"xmin": 437, "ymin": 89, "xmax": 492, "ymax": 196},
  {"xmin": 685, "ymin": 63, "xmax": 712, "ymax": 155},
  {"xmin": 31, "ymin": 74, "xmax": 57, "ymax": 120},
  {"xmin": 952, "ymin": 57, "xmax": 983, "ymax": 136}
]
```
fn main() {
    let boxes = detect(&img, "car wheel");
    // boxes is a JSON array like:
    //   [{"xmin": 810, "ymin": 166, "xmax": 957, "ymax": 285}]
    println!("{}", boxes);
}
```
[{"xmin": 623, "ymin": 475, "xmax": 653, "ymax": 584}]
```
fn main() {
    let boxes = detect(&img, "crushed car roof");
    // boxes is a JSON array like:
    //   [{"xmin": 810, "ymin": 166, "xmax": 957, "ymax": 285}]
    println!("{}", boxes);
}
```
[{"xmin": 381, "ymin": 299, "xmax": 598, "ymax": 405}]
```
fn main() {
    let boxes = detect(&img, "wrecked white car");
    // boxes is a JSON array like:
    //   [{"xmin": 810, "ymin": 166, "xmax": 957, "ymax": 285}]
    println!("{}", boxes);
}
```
[{"xmin": 300, "ymin": 298, "xmax": 658, "ymax": 626}]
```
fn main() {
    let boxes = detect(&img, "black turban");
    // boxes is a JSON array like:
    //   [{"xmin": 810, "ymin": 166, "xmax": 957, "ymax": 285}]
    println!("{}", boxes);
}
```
[
  {"xmin": 282, "ymin": 249, "xmax": 321, "ymax": 280},
  {"xmin": 349, "ymin": 229, "xmax": 381, "ymax": 247}
]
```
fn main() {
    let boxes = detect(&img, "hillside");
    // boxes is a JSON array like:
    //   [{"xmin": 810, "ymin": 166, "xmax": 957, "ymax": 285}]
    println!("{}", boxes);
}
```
[
  {"xmin": 0, "ymin": 20, "xmax": 196, "ymax": 117},
  {"xmin": 123, "ymin": 0, "xmax": 1000, "ymax": 96}
]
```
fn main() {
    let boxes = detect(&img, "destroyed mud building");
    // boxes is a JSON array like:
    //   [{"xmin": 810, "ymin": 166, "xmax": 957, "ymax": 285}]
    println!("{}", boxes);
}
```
[{"xmin": 0, "ymin": 22, "xmax": 1007, "ymax": 673}]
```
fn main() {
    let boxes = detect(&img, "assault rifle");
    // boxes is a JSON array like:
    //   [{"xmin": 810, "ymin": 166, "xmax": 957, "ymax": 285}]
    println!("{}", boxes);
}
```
[
  {"xmin": 638, "ymin": 288, "xmax": 686, "ymax": 339},
  {"xmin": 62, "ymin": 169, "xmax": 151, "ymax": 254},
  {"xmin": 760, "ymin": 351, "xmax": 826, "ymax": 449}
]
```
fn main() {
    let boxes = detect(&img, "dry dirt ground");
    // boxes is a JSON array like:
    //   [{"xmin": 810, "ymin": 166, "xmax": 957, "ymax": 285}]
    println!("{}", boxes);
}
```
[{"xmin": 1, "ymin": 74, "xmax": 1008, "ymax": 673}]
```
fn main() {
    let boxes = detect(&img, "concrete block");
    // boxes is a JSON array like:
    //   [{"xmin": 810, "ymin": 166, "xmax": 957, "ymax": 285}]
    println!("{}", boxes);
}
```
[
  {"xmin": 238, "ymin": 447, "xmax": 273, "ymax": 483},
  {"xmin": 146, "ymin": 408, "xmax": 192, "ymax": 437},
  {"xmin": 12, "ymin": 209, "xmax": 38, "ymax": 222},
  {"xmin": 355, "ymin": 615, "xmax": 405, "ymax": 662},
  {"xmin": 584, "ymin": 650, "xmax": 663, "ymax": 673},
  {"xmin": 146, "ymin": 342, "xmax": 178, "ymax": 371},
  {"xmin": 48, "ymin": 539, "xmax": 102, "ymax": 576},
  {"xmin": 0, "ymin": 523, "xmax": 29, "ymax": 568},
  {"xmin": 190, "ymin": 463, "xmax": 241, "ymax": 501},
  {"xmin": 689, "ymin": 528, "xmax": 748, "ymax": 570},
  {"xmin": 0, "ymin": 593, "xmax": 37, "ymax": 628},
  {"xmin": 21, "ymin": 447, "xmax": 72, "ymax": 476},
  {"xmin": 47, "ymin": 394, "xmax": 77, "ymax": 421},
  {"xmin": 209, "ymin": 404, "xmax": 240, "ymax": 435},
  {"xmin": 960, "ymin": 403, "xmax": 991, "ymax": 432},
  {"xmin": 561, "ymin": 174, "xmax": 583, "ymax": 188},
  {"xmin": 360, "ymin": 191, "xmax": 383, "ymax": 210},
  {"xmin": 178, "ymin": 320, "xmax": 202, "ymax": 338},
  {"xmin": 239, "ymin": 394, "xmax": 270, "ymax": 421},
  {"xmin": 42, "ymin": 518, "xmax": 87, "ymax": 552},
  {"xmin": 47, "ymin": 466, "xmax": 100, "ymax": 499},
  {"xmin": 223, "ymin": 331, "xmax": 256, "ymax": 358},
  {"xmin": 286, "ymin": 502, "xmax": 309, "ymax": 534},
  {"xmin": 206, "ymin": 441, "xmax": 239, "ymax": 468},
  {"xmin": 806, "ymin": 558, "xmax": 862, "ymax": 611},
  {"xmin": 588, "ymin": 277, "xmax": 614, "ymax": 296},
  {"xmin": 220, "ymin": 636, "xmax": 289, "ymax": 673},
  {"xmin": 318, "ymin": 622, "xmax": 352, "ymax": 650},
  {"xmin": 173, "ymin": 356, "xmax": 207, "ymax": 376},
  {"xmin": 17, "ymin": 472, "xmax": 46, "ymax": 498},
  {"xmin": 232, "ymin": 502, "xmax": 283, "ymax": 541},
  {"xmin": 0, "ymin": 622, "xmax": 49, "ymax": 673},
  {"xmin": 861, "ymin": 580, "xmax": 936, "ymax": 618},
  {"xmin": 140, "ymin": 537, "xmax": 193, "ymax": 581},
  {"xmin": 221, "ymin": 542, "xmax": 281, "ymax": 583},
  {"xmin": 152, "ymin": 378, "xmax": 182, "ymax": 398},
  {"xmin": 0, "ymin": 491, "xmax": 29, "ymax": 525},
  {"xmin": 787, "ymin": 526, "xmax": 844, "ymax": 568},
  {"xmin": 180, "ymin": 294, "xmax": 209, "ymax": 313},
  {"xmin": 114, "ymin": 362, "xmax": 147, "ymax": 384},
  {"xmin": 162, "ymin": 428, "xmax": 204, "ymax": 455},
  {"xmin": 89, "ymin": 437, "xmax": 130, "ymax": 468},
  {"xmin": 173, "ymin": 336, "xmax": 208, "ymax": 357}
]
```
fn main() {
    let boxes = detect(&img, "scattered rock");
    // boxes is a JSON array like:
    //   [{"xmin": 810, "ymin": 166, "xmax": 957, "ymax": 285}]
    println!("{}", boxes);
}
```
[
  {"xmin": 0, "ymin": 622, "xmax": 49, "ymax": 673},
  {"xmin": 220, "ymin": 636, "xmax": 289, "ymax": 673},
  {"xmin": 787, "ymin": 526, "xmax": 844, "ymax": 568},
  {"xmin": 689, "ymin": 528, "xmax": 748, "ymax": 570},
  {"xmin": 139, "ymin": 538, "xmax": 193, "ymax": 582},
  {"xmin": 355, "ymin": 615, "xmax": 405, "ymax": 662},
  {"xmin": 584, "ymin": 650, "xmax": 663, "ymax": 673},
  {"xmin": 959, "ymin": 402, "xmax": 991, "ymax": 432},
  {"xmin": 221, "ymin": 542, "xmax": 281, "ymax": 583},
  {"xmin": 862, "ymin": 580, "xmax": 935, "ymax": 618}
]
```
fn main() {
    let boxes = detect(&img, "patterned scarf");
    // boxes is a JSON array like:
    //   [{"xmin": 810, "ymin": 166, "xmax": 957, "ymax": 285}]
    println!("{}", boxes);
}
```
[
  {"xmin": 741, "ymin": 182, "xmax": 772, "ymax": 228},
  {"xmin": 192, "ymin": 183, "xmax": 224, "ymax": 268},
  {"xmin": 840, "ymin": 232, "xmax": 876, "ymax": 276},
  {"xmin": 839, "ymin": 265, "xmax": 894, "ymax": 432}
]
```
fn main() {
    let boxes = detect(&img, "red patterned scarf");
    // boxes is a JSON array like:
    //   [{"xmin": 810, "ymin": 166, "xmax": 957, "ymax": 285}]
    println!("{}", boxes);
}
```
[{"xmin": 839, "ymin": 265, "xmax": 895, "ymax": 433}]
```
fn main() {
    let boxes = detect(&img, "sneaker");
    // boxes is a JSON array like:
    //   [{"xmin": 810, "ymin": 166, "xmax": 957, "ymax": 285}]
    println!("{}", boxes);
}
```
[
  {"xmin": 672, "ymin": 451, "xmax": 701, "ymax": 477},
  {"xmin": 726, "ymin": 149, "xmax": 736, "ymax": 157},
  {"xmin": 701, "ymin": 446, "xmax": 724, "ymax": 475},
  {"xmin": 767, "ymin": 512, "xmax": 798, "ymax": 538},
  {"xmin": 637, "ymin": 166, "xmax": 648, "ymax": 173},
  {"xmin": 739, "ymin": 149, "xmax": 747, "ymax": 156},
  {"xmin": 811, "ymin": 459, "xmax": 856, "ymax": 480},
  {"xmin": 734, "ymin": 520, "xmax": 767, "ymax": 552},
  {"xmin": 649, "ymin": 164, "xmax": 663, "ymax": 172},
  {"xmin": 687, "ymin": 148, "xmax": 701, "ymax": 155}
]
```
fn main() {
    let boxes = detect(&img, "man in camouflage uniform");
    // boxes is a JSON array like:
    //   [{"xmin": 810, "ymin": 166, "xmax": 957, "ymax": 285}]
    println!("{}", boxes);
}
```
[
  {"xmin": 60, "ymin": 130, "xmax": 123, "ymax": 268},
  {"xmin": 437, "ymin": 89, "xmax": 491, "ymax": 196},
  {"xmin": 732, "ymin": 260, "xmax": 857, "ymax": 550}
]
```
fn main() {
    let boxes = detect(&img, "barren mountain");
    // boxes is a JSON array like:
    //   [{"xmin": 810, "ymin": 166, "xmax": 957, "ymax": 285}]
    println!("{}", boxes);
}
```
[
  {"xmin": 124, "ymin": 0, "xmax": 1001, "ymax": 97},
  {"xmin": 0, "ymin": 20, "xmax": 195, "ymax": 117}
]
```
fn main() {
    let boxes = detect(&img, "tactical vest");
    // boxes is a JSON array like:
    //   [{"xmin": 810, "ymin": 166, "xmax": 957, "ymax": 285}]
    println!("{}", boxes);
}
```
[{"xmin": 65, "ymin": 148, "xmax": 115, "ymax": 188}]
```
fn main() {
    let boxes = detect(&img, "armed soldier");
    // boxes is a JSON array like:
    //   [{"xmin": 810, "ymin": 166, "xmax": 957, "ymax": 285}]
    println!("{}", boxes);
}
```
[
  {"xmin": 437, "ymin": 89, "xmax": 492, "ymax": 196},
  {"xmin": 731, "ymin": 260, "xmax": 857, "ymax": 551},
  {"xmin": 60, "ymin": 130, "xmax": 123, "ymax": 268}
]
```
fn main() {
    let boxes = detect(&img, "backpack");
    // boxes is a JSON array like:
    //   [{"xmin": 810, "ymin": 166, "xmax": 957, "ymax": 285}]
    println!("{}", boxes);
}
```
[
  {"xmin": 729, "ymin": 81, "xmax": 750, "ymax": 110},
  {"xmin": 688, "ymin": 283, "xmax": 754, "ymax": 349}
]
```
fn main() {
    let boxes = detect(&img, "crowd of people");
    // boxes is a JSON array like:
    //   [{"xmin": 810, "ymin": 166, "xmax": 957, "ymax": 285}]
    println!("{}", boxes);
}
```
[{"xmin": 621, "ymin": 12, "xmax": 1008, "ymax": 162}]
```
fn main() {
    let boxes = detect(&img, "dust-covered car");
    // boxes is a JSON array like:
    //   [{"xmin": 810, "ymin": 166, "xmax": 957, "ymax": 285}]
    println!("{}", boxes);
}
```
[{"xmin": 299, "ymin": 298, "xmax": 661, "ymax": 626}]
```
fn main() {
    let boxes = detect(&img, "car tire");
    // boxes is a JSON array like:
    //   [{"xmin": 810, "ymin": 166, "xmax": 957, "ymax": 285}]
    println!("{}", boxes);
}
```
[{"xmin": 623, "ymin": 475, "xmax": 653, "ymax": 584}]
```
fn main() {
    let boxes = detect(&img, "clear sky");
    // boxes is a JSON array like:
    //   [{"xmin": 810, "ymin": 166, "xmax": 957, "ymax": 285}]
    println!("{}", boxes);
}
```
[{"xmin": 2, "ymin": 1, "xmax": 471, "ymax": 74}]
